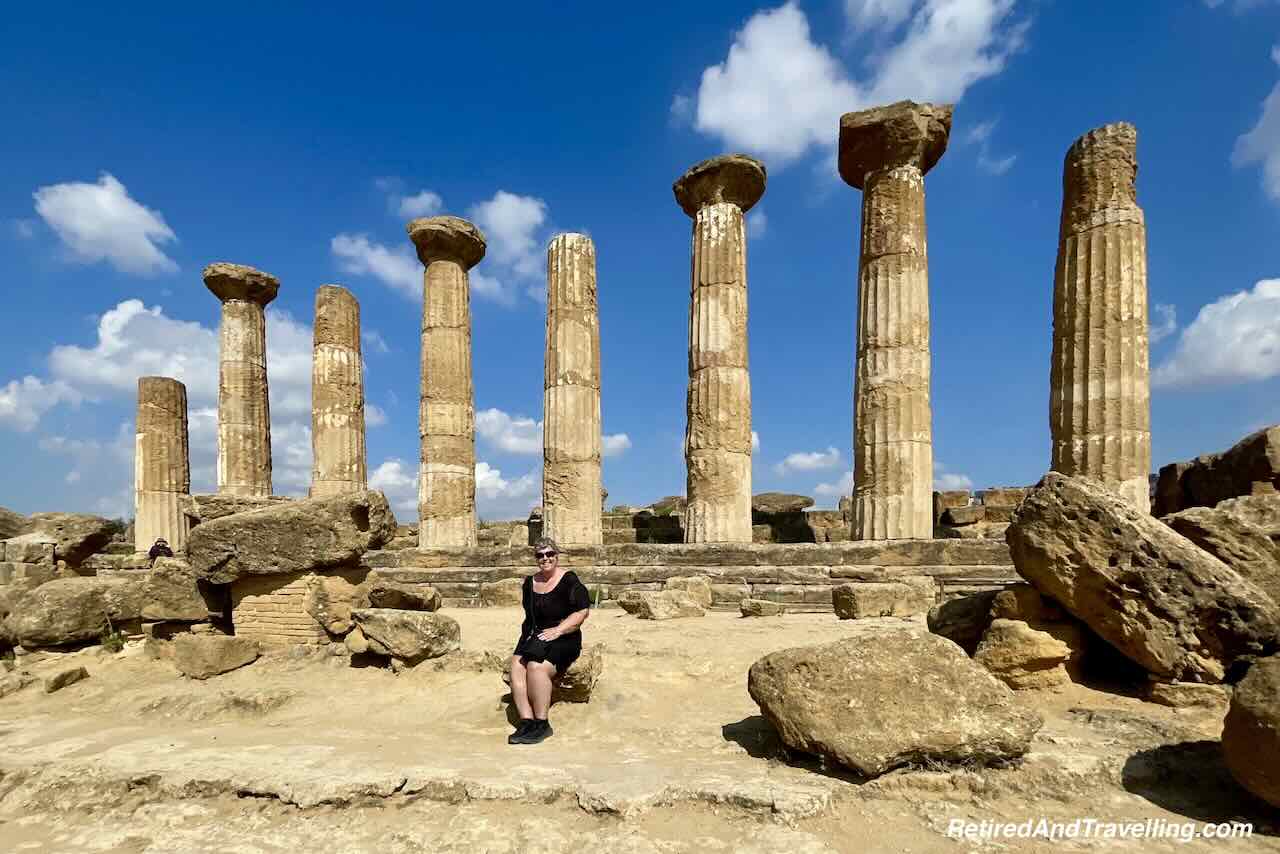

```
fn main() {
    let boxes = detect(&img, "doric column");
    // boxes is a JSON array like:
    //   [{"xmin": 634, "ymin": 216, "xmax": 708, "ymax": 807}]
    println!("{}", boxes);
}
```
[
  {"xmin": 408, "ymin": 216, "xmax": 486, "ymax": 548},
  {"xmin": 839, "ymin": 101, "xmax": 952, "ymax": 540},
  {"xmin": 543, "ymin": 233, "xmax": 602, "ymax": 545},
  {"xmin": 1050, "ymin": 122, "xmax": 1151, "ymax": 509},
  {"xmin": 310, "ymin": 285, "xmax": 367, "ymax": 497},
  {"xmin": 673, "ymin": 154, "xmax": 765, "ymax": 543},
  {"xmin": 204, "ymin": 262, "xmax": 279, "ymax": 497},
  {"xmin": 134, "ymin": 376, "xmax": 191, "ymax": 552}
]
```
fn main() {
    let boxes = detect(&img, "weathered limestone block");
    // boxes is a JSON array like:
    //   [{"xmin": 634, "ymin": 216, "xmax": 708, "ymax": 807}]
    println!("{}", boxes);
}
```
[
  {"xmin": 142, "ymin": 557, "xmax": 208, "ymax": 622},
  {"xmin": 5, "ymin": 577, "xmax": 145, "ymax": 647},
  {"xmin": 932, "ymin": 490, "xmax": 971, "ymax": 525},
  {"xmin": 303, "ymin": 573, "xmax": 367, "ymax": 634},
  {"xmin": 621, "ymin": 590, "xmax": 705, "ymax": 620},
  {"xmin": 832, "ymin": 581, "xmax": 929, "ymax": 619},
  {"xmin": 1050, "ymin": 123, "xmax": 1150, "ymax": 509},
  {"xmin": 187, "ymin": 490, "xmax": 396, "ymax": 583},
  {"xmin": 504, "ymin": 644, "xmax": 602, "ymax": 703},
  {"xmin": 974, "ymin": 618, "xmax": 1071, "ymax": 690},
  {"xmin": 204, "ymin": 262, "xmax": 279, "ymax": 497},
  {"xmin": 174, "ymin": 634, "xmax": 260, "ymax": 679},
  {"xmin": 943, "ymin": 505, "xmax": 985, "ymax": 526},
  {"xmin": 1007, "ymin": 473, "xmax": 1280, "ymax": 682},
  {"xmin": 409, "ymin": 216, "xmax": 485, "ymax": 548},
  {"xmin": 675, "ymin": 155, "xmax": 764, "ymax": 544},
  {"xmin": 748, "ymin": 628, "xmax": 1041, "ymax": 777},
  {"xmin": 44, "ymin": 666, "xmax": 89, "ymax": 693},
  {"xmin": 752, "ymin": 493, "xmax": 814, "ymax": 514},
  {"xmin": 543, "ymin": 233, "xmax": 602, "ymax": 546},
  {"xmin": 1163, "ymin": 496, "xmax": 1280, "ymax": 606},
  {"xmin": 480, "ymin": 577, "xmax": 523, "ymax": 607},
  {"xmin": 310, "ymin": 285, "xmax": 367, "ymax": 497},
  {"xmin": 979, "ymin": 487, "xmax": 1029, "ymax": 522},
  {"xmin": 190, "ymin": 493, "xmax": 291, "ymax": 523},
  {"xmin": 3, "ymin": 536, "xmax": 55, "ymax": 565},
  {"xmin": 22, "ymin": 514, "xmax": 115, "ymax": 566},
  {"xmin": 1143, "ymin": 680, "xmax": 1230, "ymax": 710},
  {"xmin": 1153, "ymin": 426, "xmax": 1280, "ymax": 515},
  {"xmin": 367, "ymin": 581, "xmax": 441, "ymax": 611},
  {"xmin": 1223, "ymin": 654, "xmax": 1280, "ymax": 807},
  {"xmin": 840, "ymin": 101, "xmax": 952, "ymax": 540},
  {"xmin": 134, "ymin": 376, "xmax": 192, "ymax": 553},
  {"xmin": 740, "ymin": 598, "xmax": 786, "ymax": 617},
  {"xmin": 927, "ymin": 589, "xmax": 1000, "ymax": 654},
  {"xmin": 351, "ymin": 608, "xmax": 461, "ymax": 663},
  {"xmin": 663, "ymin": 574, "xmax": 713, "ymax": 609}
]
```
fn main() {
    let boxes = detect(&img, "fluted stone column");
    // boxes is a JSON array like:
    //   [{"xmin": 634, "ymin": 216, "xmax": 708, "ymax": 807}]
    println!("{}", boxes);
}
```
[
  {"xmin": 204, "ymin": 262, "xmax": 279, "ymax": 497},
  {"xmin": 839, "ymin": 101, "xmax": 952, "ymax": 540},
  {"xmin": 134, "ymin": 376, "xmax": 191, "ymax": 552},
  {"xmin": 408, "ymin": 216, "xmax": 486, "ymax": 548},
  {"xmin": 673, "ymin": 155, "xmax": 765, "ymax": 543},
  {"xmin": 543, "ymin": 233, "xmax": 603, "ymax": 545},
  {"xmin": 310, "ymin": 285, "xmax": 367, "ymax": 497},
  {"xmin": 1050, "ymin": 122, "xmax": 1151, "ymax": 509}
]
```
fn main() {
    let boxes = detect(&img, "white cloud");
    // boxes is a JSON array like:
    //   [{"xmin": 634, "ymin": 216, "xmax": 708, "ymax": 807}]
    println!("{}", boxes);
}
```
[
  {"xmin": 0, "ymin": 376, "xmax": 81, "ymax": 431},
  {"xmin": 1153, "ymin": 279, "xmax": 1280, "ymax": 388},
  {"xmin": 365, "ymin": 403, "xmax": 387, "ymax": 427},
  {"xmin": 748, "ymin": 210, "xmax": 768, "ymax": 238},
  {"xmin": 331, "ymin": 233, "xmax": 420, "ymax": 299},
  {"xmin": 468, "ymin": 190, "xmax": 548, "ymax": 278},
  {"xmin": 476, "ymin": 460, "xmax": 539, "ymax": 502},
  {"xmin": 602, "ymin": 433, "xmax": 632, "ymax": 457},
  {"xmin": 364, "ymin": 329, "xmax": 390, "ymax": 355},
  {"xmin": 33, "ymin": 173, "xmax": 178, "ymax": 275},
  {"xmin": 965, "ymin": 119, "xmax": 997, "ymax": 144},
  {"xmin": 475, "ymin": 407, "xmax": 543, "ymax": 454},
  {"xmin": 1151, "ymin": 302, "xmax": 1177, "ymax": 344},
  {"xmin": 683, "ymin": 1, "xmax": 1024, "ymax": 166},
  {"xmin": 369, "ymin": 458, "xmax": 418, "ymax": 517},
  {"xmin": 814, "ymin": 469, "xmax": 854, "ymax": 497},
  {"xmin": 977, "ymin": 151, "xmax": 1016, "ymax": 175},
  {"xmin": 1233, "ymin": 46, "xmax": 1280, "ymax": 201},
  {"xmin": 935, "ymin": 472, "xmax": 974, "ymax": 490},
  {"xmin": 775, "ymin": 446, "xmax": 842, "ymax": 475},
  {"xmin": 963, "ymin": 117, "xmax": 1016, "ymax": 175},
  {"xmin": 471, "ymin": 271, "xmax": 519, "ymax": 307},
  {"xmin": 397, "ymin": 190, "xmax": 445, "ymax": 218},
  {"xmin": 751, "ymin": 430, "xmax": 760, "ymax": 451}
]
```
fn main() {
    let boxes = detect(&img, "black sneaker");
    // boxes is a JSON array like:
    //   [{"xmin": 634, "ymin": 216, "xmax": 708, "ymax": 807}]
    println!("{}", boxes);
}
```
[
  {"xmin": 508, "ymin": 719, "xmax": 535, "ymax": 745},
  {"xmin": 521, "ymin": 720, "xmax": 553, "ymax": 744}
]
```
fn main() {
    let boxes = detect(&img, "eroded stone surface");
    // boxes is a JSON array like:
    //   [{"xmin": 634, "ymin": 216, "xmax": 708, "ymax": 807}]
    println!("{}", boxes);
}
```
[
  {"xmin": 134, "ymin": 376, "xmax": 192, "ymax": 553},
  {"xmin": 974, "ymin": 618, "xmax": 1071, "ymax": 690},
  {"xmin": 832, "ymin": 582, "xmax": 928, "ymax": 619},
  {"xmin": 838, "ymin": 100, "xmax": 953, "ymax": 190},
  {"xmin": 1153, "ymin": 426, "xmax": 1280, "ymax": 515},
  {"xmin": 1163, "ymin": 496, "xmax": 1280, "ymax": 606},
  {"xmin": 406, "ymin": 216, "xmax": 486, "ymax": 269},
  {"xmin": 1223, "ymin": 654, "xmax": 1280, "ymax": 807},
  {"xmin": 351, "ymin": 608, "xmax": 461, "ymax": 663},
  {"xmin": 740, "ymin": 598, "xmax": 785, "ymax": 617},
  {"xmin": 174, "ymin": 635, "xmax": 260, "ymax": 679},
  {"xmin": 311, "ymin": 285, "xmax": 367, "ymax": 498},
  {"xmin": 672, "ymin": 154, "xmax": 766, "ymax": 217}
]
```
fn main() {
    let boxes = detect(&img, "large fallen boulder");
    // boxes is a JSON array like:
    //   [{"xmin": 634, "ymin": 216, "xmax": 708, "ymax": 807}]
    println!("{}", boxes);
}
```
[
  {"xmin": 22, "ymin": 512, "xmax": 116, "ymax": 566},
  {"xmin": 1007, "ymin": 473, "xmax": 1280, "ymax": 683},
  {"xmin": 619, "ymin": 590, "xmax": 704, "ymax": 620},
  {"xmin": 350, "ymin": 608, "xmax": 460, "ymax": 664},
  {"xmin": 142, "ymin": 557, "xmax": 209, "ymax": 622},
  {"xmin": 1222, "ymin": 654, "xmax": 1280, "ymax": 808},
  {"xmin": 748, "ymin": 628, "xmax": 1042, "ymax": 777},
  {"xmin": 974, "ymin": 618, "xmax": 1071, "ymax": 690},
  {"xmin": 1163, "ymin": 496, "xmax": 1280, "ymax": 606},
  {"xmin": 833, "ymin": 582, "xmax": 929, "ymax": 619},
  {"xmin": 4, "ymin": 577, "xmax": 146, "ymax": 647},
  {"xmin": 174, "ymin": 635, "xmax": 260, "ymax": 679},
  {"xmin": 190, "ymin": 493, "xmax": 292, "ymax": 523},
  {"xmin": 1152, "ymin": 425, "xmax": 1280, "ymax": 515},
  {"xmin": 663, "ymin": 575, "xmax": 713, "ymax": 609},
  {"xmin": 188, "ymin": 491, "xmax": 396, "ymax": 583}
]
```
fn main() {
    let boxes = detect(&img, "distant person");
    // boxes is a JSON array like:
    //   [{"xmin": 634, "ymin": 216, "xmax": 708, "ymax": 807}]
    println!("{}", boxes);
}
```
[
  {"xmin": 508, "ymin": 537, "xmax": 590, "ymax": 745},
  {"xmin": 147, "ymin": 538, "xmax": 173, "ymax": 563}
]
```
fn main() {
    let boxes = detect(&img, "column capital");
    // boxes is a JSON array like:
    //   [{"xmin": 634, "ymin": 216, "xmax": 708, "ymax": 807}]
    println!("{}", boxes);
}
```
[
  {"xmin": 673, "ymin": 154, "xmax": 766, "ymax": 218},
  {"xmin": 203, "ymin": 262, "xmax": 280, "ymax": 305},
  {"xmin": 838, "ymin": 100, "xmax": 953, "ymax": 190},
  {"xmin": 407, "ymin": 215, "xmax": 487, "ymax": 269}
]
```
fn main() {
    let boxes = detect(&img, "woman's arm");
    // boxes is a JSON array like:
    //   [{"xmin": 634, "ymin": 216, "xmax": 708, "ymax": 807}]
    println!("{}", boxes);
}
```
[{"xmin": 538, "ymin": 607, "xmax": 588, "ymax": 641}]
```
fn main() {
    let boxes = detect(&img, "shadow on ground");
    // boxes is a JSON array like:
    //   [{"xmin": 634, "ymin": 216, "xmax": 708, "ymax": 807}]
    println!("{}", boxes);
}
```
[{"xmin": 1122, "ymin": 740, "xmax": 1278, "ymax": 835}]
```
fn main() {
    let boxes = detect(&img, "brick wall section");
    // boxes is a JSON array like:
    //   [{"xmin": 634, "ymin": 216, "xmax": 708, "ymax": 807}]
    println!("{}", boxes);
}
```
[{"xmin": 230, "ymin": 572, "xmax": 330, "ymax": 645}]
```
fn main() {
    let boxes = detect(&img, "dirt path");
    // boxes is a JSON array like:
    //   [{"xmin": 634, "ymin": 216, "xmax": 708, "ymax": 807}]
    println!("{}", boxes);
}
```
[{"xmin": 1, "ymin": 609, "xmax": 1275, "ymax": 852}]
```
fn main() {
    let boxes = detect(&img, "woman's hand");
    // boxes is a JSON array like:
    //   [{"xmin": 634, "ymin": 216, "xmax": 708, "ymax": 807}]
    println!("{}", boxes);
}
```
[{"xmin": 536, "ymin": 627, "xmax": 562, "ymax": 642}]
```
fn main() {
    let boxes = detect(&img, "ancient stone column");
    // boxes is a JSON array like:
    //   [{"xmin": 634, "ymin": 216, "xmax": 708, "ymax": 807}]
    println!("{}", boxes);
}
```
[
  {"xmin": 1050, "ymin": 122, "xmax": 1151, "ymax": 509},
  {"xmin": 408, "ymin": 216, "xmax": 486, "ymax": 548},
  {"xmin": 204, "ymin": 262, "xmax": 279, "ymax": 497},
  {"xmin": 134, "ymin": 376, "xmax": 191, "ymax": 552},
  {"xmin": 673, "ymin": 155, "xmax": 765, "ymax": 543},
  {"xmin": 310, "ymin": 285, "xmax": 367, "ymax": 497},
  {"xmin": 543, "ymin": 233, "xmax": 603, "ymax": 545},
  {"xmin": 839, "ymin": 101, "xmax": 952, "ymax": 540}
]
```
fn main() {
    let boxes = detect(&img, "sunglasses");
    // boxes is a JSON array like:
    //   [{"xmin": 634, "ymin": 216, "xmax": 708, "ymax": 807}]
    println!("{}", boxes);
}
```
[{"xmin": 535, "ymin": 551, "xmax": 557, "ymax": 560}]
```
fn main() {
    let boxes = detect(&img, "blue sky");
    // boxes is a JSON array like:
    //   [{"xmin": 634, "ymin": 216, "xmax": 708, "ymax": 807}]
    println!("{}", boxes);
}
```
[{"xmin": 2, "ymin": 0, "xmax": 1280, "ymax": 523}]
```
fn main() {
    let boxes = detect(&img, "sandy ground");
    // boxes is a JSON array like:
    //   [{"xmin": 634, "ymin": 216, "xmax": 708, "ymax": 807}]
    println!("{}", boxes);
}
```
[{"xmin": 0, "ymin": 607, "xmax": 1276, "ymax": 853}]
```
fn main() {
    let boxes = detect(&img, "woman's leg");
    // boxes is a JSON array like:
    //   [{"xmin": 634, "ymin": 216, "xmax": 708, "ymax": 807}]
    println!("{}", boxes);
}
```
[
  {"xmin": 509, "ymin": 655, "xmax": 534, "ymax": 720},
  {"xmin": 527, "ymin": 660, "xmax": 557, "ymax": 719}
]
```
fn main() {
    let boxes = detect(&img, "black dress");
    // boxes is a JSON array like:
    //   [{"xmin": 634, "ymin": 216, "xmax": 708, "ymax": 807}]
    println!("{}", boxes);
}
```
[{"xmin": 514, "ymin": 570, "xmax": 591, "ymax": 671}]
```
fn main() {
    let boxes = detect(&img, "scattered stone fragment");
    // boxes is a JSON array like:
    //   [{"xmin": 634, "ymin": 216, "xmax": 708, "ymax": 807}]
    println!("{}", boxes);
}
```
[
  {"xmin": 1143, "ymin": 680, "xmax": 1230, "ymax": 710},
  {"xmin": 480, "ymin": 578, "xmax": 523, "ymax": 607},
  {"xmin": 1153, "ymin": 425, "xmax": 1280, "ymax": 515},
  {"xmin": 663, "ymin": 575, "xmax": 713, "ymax": 609},
  {"xmin": 174, "ymin": 635, "xmax": 260, "ymax": 679},
  {"xmin": 187, "ymin": 490, "xmax": 396, "ymax": 584},
  {"xmin": 344, "ymin": 624, "xmax": 370, "ymax": 655},
  {"xmin": 1223, "ymin": 654, "xmax": 1280, "ymax": 807},
  {"xmin": 43, "ymin": 666, "xmax": 89, "ymax": 693},
  {"xmin": 1007, "ymin": 473, "xmax": 1280, "ymax": 682},
  {"xmin": 748, "ymin": 627, "xmax": 1041, "ymax": 777},
  {"xmin": 751, "ymin": 493, "xmax": 814, "ymax": 515},
  {"xmin": 142, "ymin": 557, "xmax": 208, "ymax": 622},
  {"xmin": 303, "ymin": 574, "xmax": 366, "ymax": 633},
  {"xmin": 1163, "ymin": 496, "xmax": 1280, "ymax": 606},
  {"xmin": 740, "ymin": 598, "xmax": 786, "ymax": 617},
  {"xmin": 624, "ymin": 591, "xmax": 705, "ymax": 620},
  {"xmin": 832, "ymin": 582, "xmax": 929, "ymax": 620},
  {"xmin": 926, "ymin": 590, "xmax": 999, "ymax": 655},
  {"xmin": 942, "ymin": 505, "xmax": 985, "ymax": 526},
  {"xmin": 974, "ymin": 619, "xmax": 1071, "ymax": 690},
  {"xmin": 351, "ymin": 609, "xmax": 460, "ymax": 664},
  {"xmin": 0, "ymin": 671, "xmax": 34, "ymax": 699},
  {"xmin": 366, "ymin": 582, "xmax": 441, "ymax": 612}
]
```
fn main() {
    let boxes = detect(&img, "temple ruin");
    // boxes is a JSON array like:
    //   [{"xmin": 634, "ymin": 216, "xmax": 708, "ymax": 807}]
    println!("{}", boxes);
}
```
[
  {"xmin": 133, "ymin": 376, "xmax": 191, "ymax": 553},
  {"xmin": 310, "ymin": 285, "xmax": 368, "ymax": 497}
]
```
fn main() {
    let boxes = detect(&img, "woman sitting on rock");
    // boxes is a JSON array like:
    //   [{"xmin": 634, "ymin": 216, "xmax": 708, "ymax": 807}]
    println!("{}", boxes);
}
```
[{"xmin": 509, "ymin": 537, "xmax": 590, "ymax": 745}]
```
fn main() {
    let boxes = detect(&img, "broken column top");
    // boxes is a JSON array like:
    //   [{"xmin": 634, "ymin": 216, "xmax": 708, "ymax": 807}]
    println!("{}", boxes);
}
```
[
  {"xmin": 838, "ymin": 100, "xmax": 953, "ymax": 190},
  {"xmin": 314, "ymin": 285, "xmax": 359, "ymax": 346},
  {"xmin": 202, "ymin": 262, "xmax": 280, "ymax": 305},
  {"xmin": 1061, "ymin": 122, "xmax": 1140, "ymax": 233},
  {"xmin": 673, "ymin": 154, "xmax": 766, "ymax": 217},
  {"xmin": 407, "ymin": 215, "xmax": 487, "ymax": 269}
]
